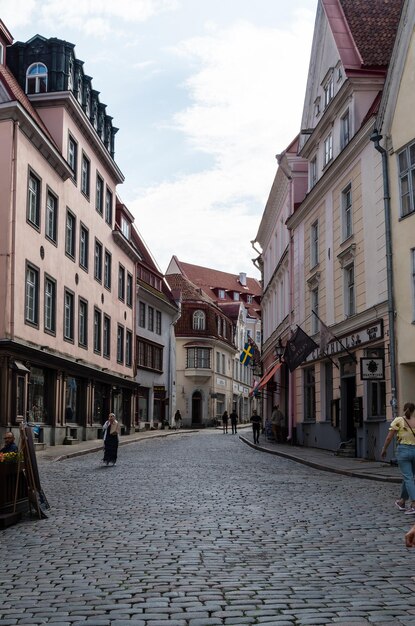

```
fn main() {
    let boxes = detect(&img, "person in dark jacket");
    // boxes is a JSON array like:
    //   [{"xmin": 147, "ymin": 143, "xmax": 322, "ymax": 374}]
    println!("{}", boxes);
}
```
[
  {"xmin": 230, "ymin": 410, "xmax": 238, "ymax": 434},
  {"xmin": 250, "ymin": 410, "xmax": 261, "ymax": 444},
  {"xmin": 222, "ymin": 411, "xmax": 229, "ymax": 434},
  {"xmin": 1, "ymin": 432, "xmax": 18, "ymax": 453}
]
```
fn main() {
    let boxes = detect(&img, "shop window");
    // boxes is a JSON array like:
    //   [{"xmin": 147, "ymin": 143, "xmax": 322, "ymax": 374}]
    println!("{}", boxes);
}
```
[{"xmin": 27, "ymin": 367, "xmax": 47, "ymax": 423}]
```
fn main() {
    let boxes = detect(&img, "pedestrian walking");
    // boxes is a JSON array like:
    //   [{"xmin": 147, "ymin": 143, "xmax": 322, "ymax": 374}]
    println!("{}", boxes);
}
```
[
  {"xmin": 102, "ymin": 413, "xmax": 120, "ymax": 466},
  {"xmin": 230, "ymin": 410, "xmax": 238, "ymax": 434},
  {"xmin": 222, "ymin": 411, "xmax": 229, "ymax": 434},
  {"xmin": 381, "ymin": 402, "xmax": 415, "ymax": 514},
  {"xmin": 250, "ymin": 409, "xmax": 261, "ymax": 444},
  {"xmin": 271, "ymin": 404, "xmax": 284, "ymax": 442},
  {"xmin": 174, "ymin": 410, "xmax": 182, "ymax": 430}
]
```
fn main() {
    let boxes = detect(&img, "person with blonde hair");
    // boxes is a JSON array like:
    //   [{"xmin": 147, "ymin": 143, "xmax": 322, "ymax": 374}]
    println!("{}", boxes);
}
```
[
  {"xmin": 381, "ymin": 402, "xmax": 415, "ymax": 514},
  {"xmin": 102, "ymin": 413, "xmax": 120, "ymax": 466}
]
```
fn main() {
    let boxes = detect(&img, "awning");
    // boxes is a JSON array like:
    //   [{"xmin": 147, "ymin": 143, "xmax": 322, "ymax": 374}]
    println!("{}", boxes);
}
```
[
  {"xmin": 256, "ymin": 361, "xmax": 282, "ymax": 391},
  {"xmin": 11, "ymin": 360, "xmax": 30, "ymax": 373}
]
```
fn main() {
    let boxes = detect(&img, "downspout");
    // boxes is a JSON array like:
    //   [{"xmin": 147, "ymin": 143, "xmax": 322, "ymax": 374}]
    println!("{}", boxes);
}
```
[{"xmin": 370, "ymin": 129, "xmax": 398, "ymax": 420}]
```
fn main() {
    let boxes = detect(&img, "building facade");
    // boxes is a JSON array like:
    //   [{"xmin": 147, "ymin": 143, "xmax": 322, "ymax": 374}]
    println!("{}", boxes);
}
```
[
  {"xmin": 0, "ymin": 24, "xmax": 139, "ymax": 445},
  {"xmin": 131, "ymin": 228, "xmax": 180, "ymax": 430},
  {"xmin": 166, "ymin": 257, "xmax": 261, "ymax": 426}
]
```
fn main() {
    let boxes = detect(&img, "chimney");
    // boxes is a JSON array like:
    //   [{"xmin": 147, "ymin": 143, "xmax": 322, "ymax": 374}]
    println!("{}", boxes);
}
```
[{"xmin": 239, "ymin": 272, "xmax": 247, "ymax": 286}]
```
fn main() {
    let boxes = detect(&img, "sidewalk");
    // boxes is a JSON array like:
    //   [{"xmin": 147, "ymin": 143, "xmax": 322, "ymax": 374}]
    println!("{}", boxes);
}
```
[
  {"xmin": 36, "ymin": 425, "xmax": 402, "ymax": 484},
  {"xmin": 239, "ymin": 432, "xmax": 402, "ymax": 484}
]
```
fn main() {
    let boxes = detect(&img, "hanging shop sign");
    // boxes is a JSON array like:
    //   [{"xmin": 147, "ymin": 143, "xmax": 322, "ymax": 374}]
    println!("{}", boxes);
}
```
[{"xmin": 360, "ymin": 357, "xmax": 385, "ymax": 380}]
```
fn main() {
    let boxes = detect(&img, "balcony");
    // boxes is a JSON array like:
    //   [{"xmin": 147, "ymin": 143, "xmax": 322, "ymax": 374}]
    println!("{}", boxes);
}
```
[{"xmin": 184, "ymin": 367, "xmax": 212, "ymax": 382}]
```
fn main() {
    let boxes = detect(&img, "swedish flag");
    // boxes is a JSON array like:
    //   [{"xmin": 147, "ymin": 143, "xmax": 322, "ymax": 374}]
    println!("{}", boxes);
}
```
[{"xmin": 239, "ymin": 342, "xmax": 253, "ymax": 366}]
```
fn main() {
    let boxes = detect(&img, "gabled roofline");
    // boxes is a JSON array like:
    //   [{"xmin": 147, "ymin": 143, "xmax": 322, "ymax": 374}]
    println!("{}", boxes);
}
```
[{"xmin": 322, "ymin": 0, "xmax": 362, "ymax": 70}]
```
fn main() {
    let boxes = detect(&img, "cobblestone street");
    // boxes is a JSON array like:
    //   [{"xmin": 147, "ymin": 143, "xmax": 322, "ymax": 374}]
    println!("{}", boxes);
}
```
[{"xmin": 2, "ymin": 431, "xmax": 415, "ymax": 626}]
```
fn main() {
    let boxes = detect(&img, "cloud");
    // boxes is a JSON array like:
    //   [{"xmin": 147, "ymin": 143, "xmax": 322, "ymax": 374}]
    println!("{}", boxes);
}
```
[
  {"xmin": 0, "ymin": 0, "xmax": 180, "ymax": 34},
  {"xmin": 129, "ymin": 12, "xmax": 314, "ymax": 274}
]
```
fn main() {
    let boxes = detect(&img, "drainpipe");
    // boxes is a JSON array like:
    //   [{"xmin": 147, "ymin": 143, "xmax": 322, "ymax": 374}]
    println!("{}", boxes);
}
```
[{"xmin": 370, "ymin": 129, "xmax": 398, "ymax": 421}]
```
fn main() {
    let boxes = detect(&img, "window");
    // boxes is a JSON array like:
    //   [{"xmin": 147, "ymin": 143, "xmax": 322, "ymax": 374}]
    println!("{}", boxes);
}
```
[
  {"xmin": 139, "ymin": 302, "xmax": 146, "ymax": 328},
  {"xmin": 126, "ymin": 330, "xmax": 132, "ymax": 367},
  {"xmin": 105, "ymin": 188, "xmax": 113, "ymax": 225},
  {"xmin": 412, "ymin": 249, "xmax": 415, "ymax": 321},
  {"xmin": 342, "ymin": 184, "xmax": 352, "ymax": 240},
  {"xmin": 310, "ymin": 156, "xmax": 317, "ymax": 189},
  {"xmin": 104, "ymin": 250, "xmax": 112, "ymax": 289},
  {"xmin": 78, "ymin": 299, "xmax": 88, "ymax": 347},
  {"xmin": 65, "ymin": 210, "xmax": 76, "ymax": 258},
  {"xmin": 44, "ymin": 276, "xmax": 56, "ymax": 333},
  {"xmin": 324, "ymin": 134, "xmax": 333, "ymax": 166},
  {"xmin": 193, "ymin": 310, "xmax": 206, "ymax": 330},
  {"xmin": 247, "ymin": 294, "xmax": 253, "ymax": 304},
  {"xmin": 310, "ymin": 221, "xmax": 319, "ymax": 268},
  {"xmin": 366, "ymin": 349, "xmax": 386, "ymax": 419},
  {"xmin": 96, "ymin": 174, "xmax": 104, "ymax": 215},
  {"xmin": 64, "ymin": 289, "xmax": 74, "ymax": 341},
  {"xmin": 68, "ymin": 135, "xmax": 78, "ymax": 181},
  {"xmin": 304, "ymin": 367, "xmax": 316, "ymax": 421},
  {"xmin": 45, "ymin": 190, "xmax": 58, "ymax": 242},
  {"xmin": 216, "ymin": 351, "xmax": 220, "ymax": 373},
  {"xmin": 25, "ymin": 264, "xmax": 39, "ymax": 325},
  {"xmin": 137, "ymin": 339, "xmax": 163, "ymax": 371},
  {"xmin": 94, "ymin": 240, "xmax": 103, "ymax": 282},
  {"xmin": 323, "ymin": 75, "xmax": 334, "ymax": 108},
  {"xmin": 103, "ymin": 315, "xmax": 111, "ymax": 358},
  {"xmin": 233, "ymin": 292, "xmax": 240, "ymax": 301},
  {"xmin": 148, "ymin": 306, "xmax": 154, "ymax": 331},
  {"xmin": 94, "ymin": 308, "xmax": 102, "ymax": 353},
  {"xmin": 118, "ymin": 264, "xmax": 125, "ymax": 301},
  {"xmin": 341, "ymin": 110, "xmax": 350, "ymax": 149},
  {"xmin": 126, "ymin": 273, "xmax": 133, "ymax": 307},
  {"xmin": 81, "ymin": 154, "xmax": 90, "ymax": 197},
  {"xmin": 311, "ymin": 288, "xmax": 319, "ymax": 334},
  {"xmin": 221, "ymin": 354, "xmax": 225, "ymax": 374},
  {"xmin": 156, "ymin": 310, "xmax": 162, "ymax": 335},
  {"xmin": 117, "ymin": 325, "xmax": 124, "ymax": 363},
  {"xmin": 344, "ymin": 264, "xmax": 355, "ymax": 316},
  {"xmin": 79, "ymin": 225, "xmax": 89, "ymax": 270},
  {"xmin": 27, "ymin": 171, "xmax": 41, "ymax": 228},
  {"xmin": 121, "ymin": 215, "xmax": 130, "ymax": 239},
  {"xmin": 218, "ymin": 289, "xmax": 225, "ymax": 299},
  {"xmin": 26, "ymin": 62, "xmax": 47, "ymax": 94},
  {"xmin": 187, "ymin": 347, "xmax": 210, "ymax": 368},
  {"xmin": 398, "ymin": 142, "xmax": 415, "ymax": 217},
  {"xmin": 0, "ymin": 44, "xmax": 3, "ymax": 66}
]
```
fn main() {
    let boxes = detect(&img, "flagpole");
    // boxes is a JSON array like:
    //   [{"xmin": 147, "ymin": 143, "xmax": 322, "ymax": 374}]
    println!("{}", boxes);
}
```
[{"xmin": 312, "ymin": 310, "xmax": 357, "ymax": 364}]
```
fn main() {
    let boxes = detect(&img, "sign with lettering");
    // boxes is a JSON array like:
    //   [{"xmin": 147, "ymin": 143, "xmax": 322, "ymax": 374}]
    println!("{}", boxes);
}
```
[{"xmin": 307, "ymin": 320, "xmax": 383, "ymax": 362}]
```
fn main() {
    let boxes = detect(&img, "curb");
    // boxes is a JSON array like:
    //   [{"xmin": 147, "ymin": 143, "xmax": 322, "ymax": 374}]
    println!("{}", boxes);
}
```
[
  {"xmin": 50, "ymin": 429, "xmax": 200, "ymax": 462},
  {"xmin": 238, "ymin": 435, "xmax": 401, "ymax": 484}
]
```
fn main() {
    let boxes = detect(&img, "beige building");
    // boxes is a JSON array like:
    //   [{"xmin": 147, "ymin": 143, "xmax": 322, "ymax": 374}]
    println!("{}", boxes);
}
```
[
  {"xmin": 375, "ymin": 0, "xmax": 415, "ymax": 414},
  {"xmin": 258, "ymin": 0, "xmax": 403, "ymax": 458},
  {"xmin": 0, "ymin": 23, "xmax": 139, "ymax": 445}
]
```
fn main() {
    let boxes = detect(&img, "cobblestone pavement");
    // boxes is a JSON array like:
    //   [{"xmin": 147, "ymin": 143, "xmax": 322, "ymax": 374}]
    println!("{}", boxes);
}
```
[{"xmin": 2, "ymin": 431, "xmax": 415, "ymax": 626}]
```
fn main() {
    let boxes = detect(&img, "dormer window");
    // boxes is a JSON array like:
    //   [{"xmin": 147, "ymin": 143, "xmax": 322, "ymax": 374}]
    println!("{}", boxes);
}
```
[
  {"xmin": 247, "ymin": 295, "xmax": 253, "ymax": 304},
  {"xmin": 26, "ymin": 63, "xmax": 48, "ymax": 94},
  {"xmin": 0, "ymin": 43, "xmax": 4, "ymax": 66},
  {"xmin": 218, "ymin": 289, "xmax": 225, "ymax": 299},
  {"xmin": 193, "ymin": 310, "xmax": 206, "ymax": 331},
  {"xmin": 120, "ymin": 215, "xmax": 130, "ymax": 240},
  {"xmin": 233, "ymin": 292, "xmax": 240, "ymax": 301}
]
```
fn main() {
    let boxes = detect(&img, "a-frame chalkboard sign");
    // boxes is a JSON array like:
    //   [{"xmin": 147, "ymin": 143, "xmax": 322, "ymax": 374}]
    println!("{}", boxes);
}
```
[{"xmin": 15, "ymin": 422, "xmax": 50, "ymax": 519}]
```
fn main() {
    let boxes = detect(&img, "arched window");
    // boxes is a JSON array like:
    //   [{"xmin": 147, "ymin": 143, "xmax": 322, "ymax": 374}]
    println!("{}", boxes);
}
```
[
  {"xmin": 193, "ymin": 310, "xmax": 206, "ymax": 331},
  {"xmin": 26, "ymin": 63, "xmax": 48, "ymax": 94}
]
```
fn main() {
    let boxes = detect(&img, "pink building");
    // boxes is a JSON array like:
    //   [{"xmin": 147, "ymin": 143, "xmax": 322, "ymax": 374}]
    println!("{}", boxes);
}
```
[{"xmin": 0, "ymin": 22, "xmax": 140, "ymax": 445}]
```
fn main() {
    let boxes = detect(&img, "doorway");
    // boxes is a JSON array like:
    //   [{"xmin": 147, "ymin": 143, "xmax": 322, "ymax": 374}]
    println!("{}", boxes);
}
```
[
  {"xmin": 340, "ymin": 360, "xmax": 356, "ymax": 441},
  {"xmin": 192, "ymin": 391, "xmax": 202, "ymax": 426}
]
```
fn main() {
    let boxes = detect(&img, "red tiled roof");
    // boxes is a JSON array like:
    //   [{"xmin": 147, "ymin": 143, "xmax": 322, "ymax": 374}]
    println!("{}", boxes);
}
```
[
  {"xmin": 0, "ymin": 64, "xmax": 56, "ymax": 145},
  {"xmin": 339, "ymin": 0, "xmax": 404, "ymax": 68},
  {"xmin": 165, "ymin": 273, "xmax": 215, "ymax": 305},
  {"xmin": 176, "ymin": 260, "xmax": 262, "ymax": 300}
]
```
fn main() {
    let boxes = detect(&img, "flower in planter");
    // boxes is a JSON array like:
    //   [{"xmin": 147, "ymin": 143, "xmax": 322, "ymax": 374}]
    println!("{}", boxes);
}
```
[{"xmin": 0, "ymin": 451, "xmax": 23, "ymax": 463}]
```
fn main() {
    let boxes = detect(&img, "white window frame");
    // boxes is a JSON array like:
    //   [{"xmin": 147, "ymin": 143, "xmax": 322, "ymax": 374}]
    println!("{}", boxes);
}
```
[
  {"xmin": 311, "ymin": 288, "xmax": 319, "ymax": 334},
  {"xmin": 344, "ymin": 263, "xmax": 356, "ymax": 317},
  {"xmin": 310, "ymin": 156, "xmax": 317, "ymax": 189},
  {"xmin": 324, "ymin": 133, "xmax": 333, "ymax": 166},
  {"xmin": 398, "ymin": 141, "xmax": 415, "ymax": 217},
  {"xmin": 44, "ymin": 276, "xmax": 56, "ymax": 334},
  {"xmin": 193, "ymin": 310, "xmax": 206, "ymax": 331},
  {"xmin": 46, "ymin": 189, "xmax": 58, "ymax": 242},
  {"xmin": 342, "ymin": 184, "xmax": 353, "ymax": 241},
  {"xmin": 323, "ymin": 75, "xmax": 334, "ymax": 108},
  {"xmin": 310, "ymin": 221, "xmax": 319, "ymax": 268},
  {"xmin": 340, "ymin": 110, "xmax": 350, "ymax": 149},
  {"xmin": 25, "ymin": 265, "xmax": 39, "ymax": 325},
  {"xmin": 64, "ymin": 289, "xmax": 74, "ymax": 341},
  {"xmin": 26, "ymin": 62, "xmax": 48, "ymax": 94}
]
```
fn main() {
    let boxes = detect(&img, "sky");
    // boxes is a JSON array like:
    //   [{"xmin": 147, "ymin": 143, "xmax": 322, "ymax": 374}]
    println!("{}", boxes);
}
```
[{"xmin": 1, "ymin": 0, "xmax": 317, "ymax": 278}]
